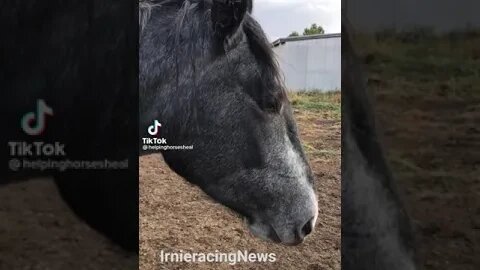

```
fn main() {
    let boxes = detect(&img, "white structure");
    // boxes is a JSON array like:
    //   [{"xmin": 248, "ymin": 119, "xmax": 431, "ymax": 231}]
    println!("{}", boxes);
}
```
[
  {"xmin": 272, "ymin": 33, "xmax": 341, "ymax": 92},
  {"xmin": 343, "ymin": 0, "xmax": 480, "ymax": 33}
]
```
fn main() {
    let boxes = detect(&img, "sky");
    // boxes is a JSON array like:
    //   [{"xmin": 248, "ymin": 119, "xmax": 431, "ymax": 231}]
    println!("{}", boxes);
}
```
[{"xmin": 251, "ymin": 0, "xmax": 341, "ymax": 41}]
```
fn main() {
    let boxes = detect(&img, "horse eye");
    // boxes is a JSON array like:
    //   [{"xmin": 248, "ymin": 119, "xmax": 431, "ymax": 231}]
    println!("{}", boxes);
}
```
[
  {"xmin": 263, "ymin": 98, "xmax": 283, "ymax": 113},
  {"xmin": 261, "ymin": 90, "xmax": 285, "ymax": 113}
]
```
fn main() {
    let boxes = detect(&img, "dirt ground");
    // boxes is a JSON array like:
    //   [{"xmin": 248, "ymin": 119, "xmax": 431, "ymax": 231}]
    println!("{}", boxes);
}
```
[
  {"xmin": 372, "ymin": 90, "xmax": 480, "ymax": 270},
  {"xmin": 362, "ymin": 34, "xmax": 480, "ymax": 269},
  {"xmin": 0, "ymin": 178, "xmax": 137, "ymax": 270},
  {"xmin": 140, "ymin": 93, "xmax": 341, "ymax": 270}
]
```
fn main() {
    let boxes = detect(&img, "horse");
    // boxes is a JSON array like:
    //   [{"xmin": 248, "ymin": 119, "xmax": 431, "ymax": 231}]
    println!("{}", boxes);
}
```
[
  {"xmin": 139, "ymin": 0, "xmax": 319, "ymax": 245},
  {"xmin": 341, "ymin": 21, "xmax": 418, "ymax": 269},
  {"xmin": 1, "ymin": 0, "xmax": 139, "ymax": 254}
]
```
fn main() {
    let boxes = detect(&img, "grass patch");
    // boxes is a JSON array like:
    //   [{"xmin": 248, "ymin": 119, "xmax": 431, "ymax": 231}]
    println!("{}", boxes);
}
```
[
  {"xmin": 355, "ymin": 33, "xmax": 480, "ymax": 98},
  {"xmin": 288, "ymin": 91, "xmax": 341, "ymax": 118},
  {"xmin": 288, "ymin": 91, "xmax": 341, "ymax": 160},
  {"xmin": 302, "ymin": 142, "xmax": 337, "ymax": 158}
]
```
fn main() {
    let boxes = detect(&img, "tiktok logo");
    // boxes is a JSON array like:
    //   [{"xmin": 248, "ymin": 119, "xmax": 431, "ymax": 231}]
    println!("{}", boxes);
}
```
[
  {"xmin": 21, "ymin": 99, "xmax": 54, "ymax": 136},
  {"xmin": 148, "ymin": 120, "xmax": 162, "ymax": 136}
]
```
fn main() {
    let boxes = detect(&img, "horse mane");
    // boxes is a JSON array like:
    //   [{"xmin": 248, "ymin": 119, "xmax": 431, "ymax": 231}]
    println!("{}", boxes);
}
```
[
  {"xmin": 140, "ymin": 0, "xmax": 280, "ymax": 77},
  {"xmin": 140, "ymin": 0, "xmax": 286, "ymax": 134},
  {"xmin": 242, "ymin": 13, "xmax": 283, "ymax": 90},
  {"xmin": 140, "ymin": 0, "xmax": 285, "ymax": 111},
  {"xmin": 139, "ymin": 0, "xmax": 175, "ymax": 33}
]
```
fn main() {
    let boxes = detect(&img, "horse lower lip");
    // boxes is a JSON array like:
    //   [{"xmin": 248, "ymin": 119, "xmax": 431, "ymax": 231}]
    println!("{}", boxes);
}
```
[
  {"xmin": 283, "ymin": 239, "xmax": 303, "ymax": 246},
  {"xmin": 268, "ymin": 226, "xmax": 282, "ymax": 243},
  {"xmin": 244, "ymin": 216, "xmax": 253, "ymax": 225}
]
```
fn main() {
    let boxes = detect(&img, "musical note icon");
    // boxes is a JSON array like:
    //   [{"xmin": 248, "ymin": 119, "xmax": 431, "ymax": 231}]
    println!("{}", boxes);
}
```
[
  {"xmin": 21, "ymin": 99, "xmax": 54, "ymax": 136},
  {"xmin": 148, "ymin": 120, "xmax": 162, "ymax": 136}
]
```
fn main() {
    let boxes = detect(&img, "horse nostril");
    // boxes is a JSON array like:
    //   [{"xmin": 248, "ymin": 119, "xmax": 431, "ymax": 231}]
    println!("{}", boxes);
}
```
[{"xmin": 301, "ymin": 217, "xmax": 314, "ymax": 237}]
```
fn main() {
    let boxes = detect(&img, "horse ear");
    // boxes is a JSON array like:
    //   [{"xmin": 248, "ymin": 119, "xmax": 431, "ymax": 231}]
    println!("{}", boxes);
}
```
[{"xmin": 211, "ymin": 0, "xmax": 251, "ymax": 40}]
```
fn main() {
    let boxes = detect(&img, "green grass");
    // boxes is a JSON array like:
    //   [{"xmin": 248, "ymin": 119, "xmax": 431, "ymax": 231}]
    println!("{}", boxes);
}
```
[
  {"xmin": 356, "ymin": 33, "xmax": 480, "ymax": 98},
  {"xmin": 288, "ymin": 91, "xmax": 341, "ymax": 119}
]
